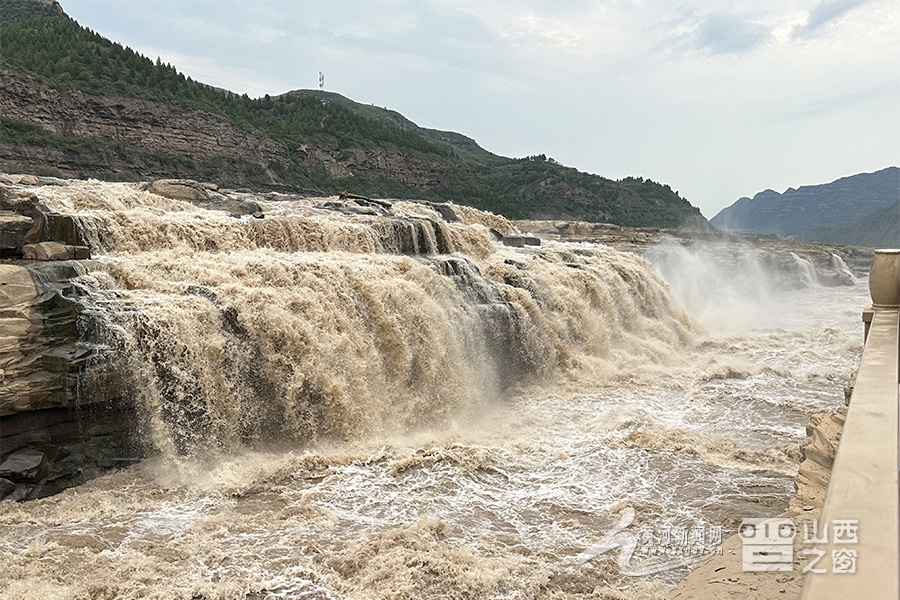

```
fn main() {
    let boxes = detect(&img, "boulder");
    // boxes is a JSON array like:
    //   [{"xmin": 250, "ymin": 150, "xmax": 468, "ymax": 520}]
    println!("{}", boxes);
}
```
[
  {"xmin": 148, "ymin": 179, "xmax": 211, "ymax": 203},
  {"xmin": 34, "ymin": 176, "xmax": 69, "ymax": 187},
  {"xmin": 0, "ymin": 448, "xmax": 48, "ymax": 482},
  {"xmin": 149, "ymin": 180, "xmax": 264, "ymax": 218},
  {"xmin": 203, "ymin": 192, "xmax": 265, "ymax": 218},
  {"xmin": 22, "ymin": 242, "xmax": 91, "ymax": 261},
  {"xmin": 1, "ymin": 184, "xmax": 86, "ymax": 251},
  {"xmin": 792, "ymin": 406, "xmax": 847, "ymax": 509},
  {"xmin": 0, "ymin": 211, "xmax": 33, "ymax": 255},
  {"xmin": 432, "ymin": 203, "xmax": 460, "ymax": 223}
]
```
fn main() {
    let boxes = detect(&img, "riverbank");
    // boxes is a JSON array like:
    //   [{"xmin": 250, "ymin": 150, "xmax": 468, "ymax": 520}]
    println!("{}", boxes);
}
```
[{"xmin": 668, "ymin": 400, "xmax": 848, "ymax": 599}]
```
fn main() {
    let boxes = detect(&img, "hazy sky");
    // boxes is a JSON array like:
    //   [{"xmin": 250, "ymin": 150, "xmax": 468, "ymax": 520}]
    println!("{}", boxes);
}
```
[{"xmin": 61, "ymin": 0, "xmax": 899, "ymax": 218}]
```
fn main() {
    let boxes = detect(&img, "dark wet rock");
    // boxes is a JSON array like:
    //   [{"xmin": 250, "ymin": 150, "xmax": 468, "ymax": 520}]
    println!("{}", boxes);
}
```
[
  {"xmin": 322, "ymin": 201, "xmax": 382, "ymax": 217},
  {"xmin": 0, "ymin": 434, "xmax": 141, "ymax": 502},
  {"xmin": 0, "ymin": 448, "xmax": 48, "ymax": 481},
  {"xmin": 338, "ymin": 191, "xmax": 392, "ymax": 209},
  {"xmin": 522, "ymin": 236, "xmax": 541, "ymax": 246},
  {"xmin": 184, "ymin": 284, "xmax": 220, "ymax": 304},
  {"xmin": 204, "ymin": 191, "xmax": 265, "ymax": 218},
  {"xmin": 1, "ymin": 484, "xmax": 31, "ymax": 502},
  {"xmin": 0, "ymin": 477, "xmax": 15, "ymax": 500},
  {"xmin": 432, "ymin": 203, "xmax": 459, "ymax": 223},
  {"xmin": 501, "ymin": 235, "xmax": 525, "ymax": 248}
]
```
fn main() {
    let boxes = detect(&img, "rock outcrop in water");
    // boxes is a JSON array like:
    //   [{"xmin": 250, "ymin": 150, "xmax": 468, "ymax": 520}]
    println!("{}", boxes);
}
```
[{"xmin": 1, "ymin": 175, "xmax": 694, "ymax": 500}]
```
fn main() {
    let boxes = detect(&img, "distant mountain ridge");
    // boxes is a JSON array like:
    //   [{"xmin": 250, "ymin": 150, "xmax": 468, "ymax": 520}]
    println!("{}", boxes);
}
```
[
  {"xmin": 801, "ymin": 200, "xmax": 900, "ymax": 248},
  {"xmin": 0, "ymin": 0, "xmax": 708, "ymax": 228},
  {"xmin": 711, "ymin": 167, "xmax": 899, "ymax": 246}
]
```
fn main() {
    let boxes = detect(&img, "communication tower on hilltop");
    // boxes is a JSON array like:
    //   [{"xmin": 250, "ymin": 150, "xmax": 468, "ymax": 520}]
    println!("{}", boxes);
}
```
[{"xmin": 318, "ymin": 72, "xmax": 325, "ymax": 91}]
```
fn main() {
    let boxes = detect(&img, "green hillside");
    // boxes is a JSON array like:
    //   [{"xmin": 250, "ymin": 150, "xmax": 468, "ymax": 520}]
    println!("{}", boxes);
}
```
[
  {"xmin": 295, "ymin": 89, "xmax": 499, "ymax": 164},
  {"xmin": 0, "ymin": 0, "xmax": 707, "ymax": 228}
]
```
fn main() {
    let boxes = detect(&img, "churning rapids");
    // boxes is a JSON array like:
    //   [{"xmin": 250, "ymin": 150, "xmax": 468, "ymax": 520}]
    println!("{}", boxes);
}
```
[{"xmin": 0, "ymin": 181, "xmax": 865, "ymax": 599}]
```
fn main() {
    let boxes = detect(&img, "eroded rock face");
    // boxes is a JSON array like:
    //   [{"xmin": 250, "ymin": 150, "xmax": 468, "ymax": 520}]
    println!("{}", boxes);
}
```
[
  {"xmin": 1, "ymin": 249, "xmax": 139, "ymax": 428},
  {"xmin": 0, "ymin": 69, "xmax": 291, "ymax": 174},
  {"xmin": 1, "ymin": 256, "xmax": 140, "ymax": 501},
  {"xmin": 0, "ymin": 212, "xmax": 33, "ymax": 255},
  {"xmin": 0, "ymin": 262, "xmax": 93, "ymax": 416},
  {"xmin": 0, "ymin": 69, "xmax": 465, "ymax": 191},
  {"xmin": 0, "ymin": 183, "xmax": 90, "ymax": 258},
  {"xmin": 791, "ymin": 406, "xmax": 847, "ymax": 510}
]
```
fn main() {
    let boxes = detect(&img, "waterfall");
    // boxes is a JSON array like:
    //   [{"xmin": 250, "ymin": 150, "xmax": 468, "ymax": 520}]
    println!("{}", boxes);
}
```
[
  {"xmin": 790, "ymin": 252, "xmax": 819, "ymax": 288},
  {"xmin": 643, "ymin": 238, "xmax": 774, "ymax": 330},
  {"xmin": 27, "ymin": 181, "xmax": 695, "ymax": 457},
  {"xmin": 830, "ymin": 253, "xmax": 856, "ymax": 283}
]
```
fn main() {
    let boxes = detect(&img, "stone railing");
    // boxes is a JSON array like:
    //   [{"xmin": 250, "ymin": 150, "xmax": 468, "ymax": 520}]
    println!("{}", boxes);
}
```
[{"xmin": 800, "ymin": 249, "xmax": 900, "ymax": 599}]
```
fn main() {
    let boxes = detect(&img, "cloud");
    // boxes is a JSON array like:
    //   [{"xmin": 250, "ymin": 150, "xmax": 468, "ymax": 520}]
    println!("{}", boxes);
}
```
[
  {"xmin": 693, "ymin": 13, "xmax": 772, "ymax": 55},
  {"xmin": 245, "ymin": 24, "xmax": 288, "ymax": 44},
  {"xmin": 781, "ymin": 83, "xmax": 897, "ymax": 119},
  {"xmin": 792, "ymin": 0, "xmax": 872, "ymax": 38}
]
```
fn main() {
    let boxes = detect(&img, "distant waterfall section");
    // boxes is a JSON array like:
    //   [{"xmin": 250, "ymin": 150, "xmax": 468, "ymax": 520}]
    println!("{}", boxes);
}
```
[
  {"xmin": 790, "ymin": 252, "xmax": 820, "ymax": 287},
  {"xmin": 830, "ymin": 253, "xmax": 856, "ymax": 283},
  {"xmin": 643, "ymin": 237, "xmax": 858, "ymax": 331},
  {"xmin": 19, "ymin": 181, "xmax": 695, "ymax": 459}
]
